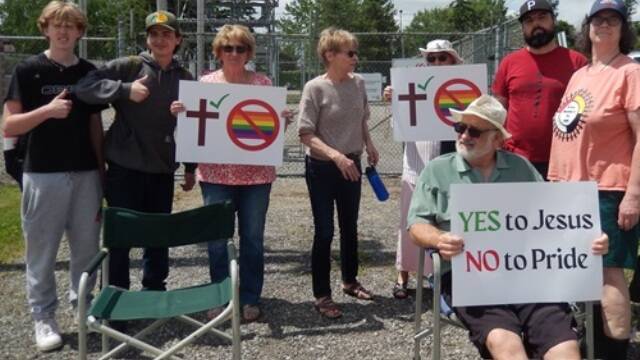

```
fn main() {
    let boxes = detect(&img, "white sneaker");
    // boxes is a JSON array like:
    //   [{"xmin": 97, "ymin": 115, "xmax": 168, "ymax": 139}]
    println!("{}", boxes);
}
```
[{"xmin": 34, "ymin": 318, "xmax": 63, "ymax": 351}]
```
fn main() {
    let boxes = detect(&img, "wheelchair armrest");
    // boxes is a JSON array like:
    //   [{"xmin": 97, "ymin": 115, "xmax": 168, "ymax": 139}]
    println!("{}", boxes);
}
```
[{"xmin": 82, "ymin": 249, "xmax": 109, "ymax": 276}]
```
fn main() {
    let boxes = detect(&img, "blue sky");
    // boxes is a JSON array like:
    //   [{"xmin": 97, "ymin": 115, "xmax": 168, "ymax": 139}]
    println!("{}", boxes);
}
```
[{"xmin": 276, "ymin": 0, "xmax": 640, "ymax": 28}]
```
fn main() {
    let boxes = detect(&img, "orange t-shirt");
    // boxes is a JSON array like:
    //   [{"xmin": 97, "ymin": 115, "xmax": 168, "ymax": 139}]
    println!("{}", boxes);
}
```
[{"xmin": 548, "ymin": 55, "xmax": 640, "ymax": 190}]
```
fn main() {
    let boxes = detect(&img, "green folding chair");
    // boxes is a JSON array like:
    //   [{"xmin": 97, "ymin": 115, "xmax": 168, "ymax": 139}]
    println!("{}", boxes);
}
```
[
  {"xmin": 413, "ymin": 249, "xmax": 596, "ymax": 360},
  {"xmin": 77, "ymin": 202, "xmax": 240, "ymax": 360}
]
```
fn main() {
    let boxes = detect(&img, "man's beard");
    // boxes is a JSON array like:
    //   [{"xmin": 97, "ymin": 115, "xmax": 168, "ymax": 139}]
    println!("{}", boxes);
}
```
[
  {"xmin": 524, "ymin": 27, "xmax": 556, "ymax": 48},
  {"xmin": 456, "ymin": 133, "xmax": 497, "ymax": 162}
]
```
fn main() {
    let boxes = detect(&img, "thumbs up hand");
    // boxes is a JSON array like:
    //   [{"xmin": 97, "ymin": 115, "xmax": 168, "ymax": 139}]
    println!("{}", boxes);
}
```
[
  {"xmin": 47, "ymin": 88, "xmax": 72, "ymax": 119},
  {"xmin": 129, "ymin": 74, "xmax": 150, "ymax": 103}
]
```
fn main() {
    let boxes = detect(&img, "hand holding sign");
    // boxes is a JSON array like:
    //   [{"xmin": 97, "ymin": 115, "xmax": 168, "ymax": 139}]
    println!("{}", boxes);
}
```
[
  {"xmin": 48, "ymin": 89, "xmax": 72, "ymax": 119},
  {"xmin": 170, "ymin": 100, "xmax": 186, "ymax": 116},
  {"xmin": 437, "ymin": 232, "xmax": 465, "ymax": 261}
]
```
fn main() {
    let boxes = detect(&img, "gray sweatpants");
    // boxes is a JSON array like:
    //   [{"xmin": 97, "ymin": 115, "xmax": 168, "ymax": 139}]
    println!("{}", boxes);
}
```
[{"xmin": 22, "ymin": 171, "xmax": 102, "ymax": 320}]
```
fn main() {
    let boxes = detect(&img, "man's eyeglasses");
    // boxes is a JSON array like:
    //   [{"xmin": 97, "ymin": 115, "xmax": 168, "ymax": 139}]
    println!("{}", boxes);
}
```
[
  {"xmin": 591, "ymin": 15, "xmax": 622, "ymax": 27},
  {"xmin": 222, "ymin": 45, "xmax": 248, "ymax": 54},
  {"xmin": 427, "ymin": 54, "xmax": 450, "ymax": 63},
  {"xmin": 453, "ymin": 122, "xmax": 497, "ymax": 138}
]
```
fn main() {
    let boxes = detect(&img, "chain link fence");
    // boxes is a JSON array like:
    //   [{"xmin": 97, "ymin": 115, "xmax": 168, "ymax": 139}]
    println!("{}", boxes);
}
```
[{"xmin": 0, "ymin": 19, "xmax": 524, "ymax": 177}]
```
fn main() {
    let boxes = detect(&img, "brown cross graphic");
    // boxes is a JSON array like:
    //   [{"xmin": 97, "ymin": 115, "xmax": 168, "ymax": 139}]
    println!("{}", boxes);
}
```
[
  {"xmin": 398, "ymin": 83, "xmax": 427, "ymax": 126},
  {"xmin": 186, "ymin": 99, "xmax": 219, "ymax": 146}
]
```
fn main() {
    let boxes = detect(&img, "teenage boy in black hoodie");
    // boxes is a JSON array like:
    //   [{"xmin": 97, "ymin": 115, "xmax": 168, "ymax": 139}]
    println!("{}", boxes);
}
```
[{"xmin": 76, "ymin": 10, "xmax": 195, "ymax": 293}]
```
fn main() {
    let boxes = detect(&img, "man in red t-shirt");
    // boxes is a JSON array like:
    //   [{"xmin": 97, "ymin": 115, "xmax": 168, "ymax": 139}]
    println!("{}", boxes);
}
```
[{"xmin": 492, "ymin": 0, "xmax": 587, "ymax": 179}]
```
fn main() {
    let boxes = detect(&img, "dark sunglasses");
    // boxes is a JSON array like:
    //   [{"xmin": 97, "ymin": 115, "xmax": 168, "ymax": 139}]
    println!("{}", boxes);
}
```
[
  {"xmin": 427, "ymin": 54, "xmax": 450, "ymax": 63},
  {"xmin": 591, "ymin": 15, "xmax": 622, "ymax": 27},
  {"xmin": 222, "ymin": 45, "xmax": 247, "ymax": 54},
  {"xmin": 342, "ymin": 50, "xmax": 358, "ymax": 58},
  {"xmin": 453, "ymin": 122, "xmax": 497, "ymax": 138}
]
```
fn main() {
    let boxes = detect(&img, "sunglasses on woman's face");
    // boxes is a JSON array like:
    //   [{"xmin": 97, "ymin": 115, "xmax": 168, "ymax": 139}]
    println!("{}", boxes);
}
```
[
  {"xmin": 222, "ymin": 45, "xmax": 247, "ymax": 54},
  {"xmin": 590, "ymin": 15, "xmax": 622, "ymax": 27},
  {"xmin": 453, "ymin": 122, "xmax": 496, "ymax": 138},
  {"xmin": 427, "ymin": 54, "xmax": 450, "ymax": 63}
]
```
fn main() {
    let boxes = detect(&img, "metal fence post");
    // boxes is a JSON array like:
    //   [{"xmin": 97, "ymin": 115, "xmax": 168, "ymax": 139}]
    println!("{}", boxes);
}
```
[
  {"xmin": 117, "ymin": 20, "xmax": 125, "ymax": 58},
  {"xmin": 78, "ymin": 0, "xmax": 87, "ymax": 58},
  {"xmin": 196, "ymin": 0, "xmax": 205, "ymax": 78}
]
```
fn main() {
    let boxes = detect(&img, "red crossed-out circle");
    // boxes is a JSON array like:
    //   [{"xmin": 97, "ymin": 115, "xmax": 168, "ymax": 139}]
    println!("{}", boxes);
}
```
[
  {"xmin": 434, "ymin": 79, "xmax": 482, "ymax": 126},
  {"xmin": 226, "ymin": 99, "xmax": 280, "ymax": 151}
]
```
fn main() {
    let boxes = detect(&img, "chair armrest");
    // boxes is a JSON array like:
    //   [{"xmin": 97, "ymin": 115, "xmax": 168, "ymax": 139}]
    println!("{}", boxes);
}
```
[{"xmin": 82, "ymin": 249, "xmax": 109, "ymax": 275}]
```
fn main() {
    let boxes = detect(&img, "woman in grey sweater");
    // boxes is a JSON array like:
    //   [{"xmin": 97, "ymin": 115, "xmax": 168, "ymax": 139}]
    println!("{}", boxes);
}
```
[{"xmin": 297, "ymin": 27, "xmax": 380, "ymax": 319}]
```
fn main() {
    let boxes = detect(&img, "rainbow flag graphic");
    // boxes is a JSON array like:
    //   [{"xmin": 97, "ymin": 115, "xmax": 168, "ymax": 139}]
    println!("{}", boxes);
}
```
[
  {"xmin": 437, "ymin": 90, "xmax": 479, "ymax": 117},
  {"xmin": 229, "ymin": 111, "xmax": 276, "ymax": 140}
]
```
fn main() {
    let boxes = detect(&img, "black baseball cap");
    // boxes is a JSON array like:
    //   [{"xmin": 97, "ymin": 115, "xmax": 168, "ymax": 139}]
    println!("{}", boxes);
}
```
[
  {"xmin": 589, "ymin": 0, "xmax": 628, "ymax": 19},
  {"xmin": 518, "ymin": 0, "xmax": 554, "ymax": 21}
]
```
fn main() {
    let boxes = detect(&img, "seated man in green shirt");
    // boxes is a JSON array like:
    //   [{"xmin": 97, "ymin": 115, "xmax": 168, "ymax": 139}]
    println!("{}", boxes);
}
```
[{"xmin": 407, "ymin": 95, "xmax": 609, "ymax": 360}]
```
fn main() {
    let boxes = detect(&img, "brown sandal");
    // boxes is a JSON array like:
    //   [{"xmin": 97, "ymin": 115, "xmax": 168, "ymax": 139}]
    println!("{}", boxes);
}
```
[
  {"xmin": 314, "ymin": 296, "xmax": 342, "ymax": 319},
  {"xmin": 392, "ymin": 282, "xmax": 408, "ymax": 299},
  {"xmin": 342, "ymin": 282, "xmax": 374, "ymax": 300}
]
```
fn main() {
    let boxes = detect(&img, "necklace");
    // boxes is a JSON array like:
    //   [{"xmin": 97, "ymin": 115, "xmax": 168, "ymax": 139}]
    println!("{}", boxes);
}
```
[{"xmin": 592, "ymin": 52, "xmax": 621, "ymax": 72}]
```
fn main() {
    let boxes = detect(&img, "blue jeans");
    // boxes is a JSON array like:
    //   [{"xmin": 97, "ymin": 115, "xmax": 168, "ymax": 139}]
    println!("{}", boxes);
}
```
[
  {"xmin": 200, "ymin": 182, "xmax": 272, "ymax": 305},
  {"xmin": 305, "ymin": 155, "xmax": 362, "ymax": 298}
]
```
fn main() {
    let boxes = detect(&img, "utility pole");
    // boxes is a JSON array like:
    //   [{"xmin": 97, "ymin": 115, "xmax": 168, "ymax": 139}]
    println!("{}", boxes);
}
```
[{"xmin": 77, "ymin": 0, "xmax": 87, "ymax": 58}]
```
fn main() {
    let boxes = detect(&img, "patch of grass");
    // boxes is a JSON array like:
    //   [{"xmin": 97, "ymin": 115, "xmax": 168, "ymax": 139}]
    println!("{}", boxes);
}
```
[{"xmin": 0, "ymin": 185, "xmax": 22, "ymax": 263}]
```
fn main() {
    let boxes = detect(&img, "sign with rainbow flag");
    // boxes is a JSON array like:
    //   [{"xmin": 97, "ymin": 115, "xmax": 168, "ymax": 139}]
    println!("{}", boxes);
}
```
[
  {"xmin": 390, "ymin": 64, "xmax": 487, "ymax": 141},
  {"xmin": 175, "ymin": 80, "xmax": 287, "ymax": 166}
]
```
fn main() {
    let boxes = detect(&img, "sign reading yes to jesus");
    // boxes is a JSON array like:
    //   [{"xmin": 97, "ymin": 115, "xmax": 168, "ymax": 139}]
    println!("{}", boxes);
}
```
[
  {"xmin": 175, "ymin": 80, "xmax": 287, "ymax": 166},
  {"xmin": 449, "ymin": 181, "xmax": 603, "ymax": 307}
]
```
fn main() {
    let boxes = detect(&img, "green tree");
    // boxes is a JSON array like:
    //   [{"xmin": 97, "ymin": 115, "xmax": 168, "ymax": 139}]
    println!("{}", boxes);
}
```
[
  {"xmin": 450, "ymin": 0, "xmax": 507, "ymax": 32},
  {"xmin": 277, "ymin": 0, "xmax": 398, "ymax": 82},
  {"xmin": 353, "ymin": 0, "xmax": 397, "ymax": 62},
  {"xmin": 0, "ymin": 0, "xmax": 151, "ymax": 58},
  {"xmin": 555, "ymin": 20, "xmax": 577, "ymax": 49},
  {"xmin": 278, "ymin": 0, "xmax": 320, "ymax": 34},
  {"xmin": 624, "ymin": 0, "xmax": 638, "ymax": 17},
  {"xmin": 403, "ymin": 0, "xmax": 507, "ymax": 56},
  {"xmin": 403, "ymin": 7, "xmax": 456, "ymax": 57}
]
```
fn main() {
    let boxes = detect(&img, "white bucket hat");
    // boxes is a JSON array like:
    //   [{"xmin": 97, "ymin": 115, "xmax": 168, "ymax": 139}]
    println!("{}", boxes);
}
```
[
  {"xmin": 449, "ymin": 95, "xmax": 512, "ymax": 139},
  {"xmin": 419, "ymin": 39, "xmax": 464, "ymax": 64}
]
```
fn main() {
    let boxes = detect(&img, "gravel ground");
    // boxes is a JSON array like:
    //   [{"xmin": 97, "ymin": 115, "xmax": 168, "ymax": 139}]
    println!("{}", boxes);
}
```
[{"xmin": 1, "ymin": 177, "xmax": 639, "ymax": 359}]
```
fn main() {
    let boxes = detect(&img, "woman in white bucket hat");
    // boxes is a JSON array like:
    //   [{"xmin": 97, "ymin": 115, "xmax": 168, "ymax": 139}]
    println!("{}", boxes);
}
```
[{"xmin": 384, "ymin": 39, "xmax": 463, "ymax": 299}]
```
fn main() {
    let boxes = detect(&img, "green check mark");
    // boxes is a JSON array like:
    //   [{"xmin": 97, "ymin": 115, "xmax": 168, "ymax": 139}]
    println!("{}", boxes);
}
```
[
  {"xmin": 417, "ymin": 76, "xmax": 435, "ymax": 92},
  {"xmin": 209, "ymin": 94, "xmax": 230, "ymax": 109}
]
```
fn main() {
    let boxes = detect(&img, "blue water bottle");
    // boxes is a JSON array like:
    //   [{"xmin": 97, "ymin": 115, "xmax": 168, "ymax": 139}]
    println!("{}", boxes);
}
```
[{"xmin": 365, "ymin": 166, "xmax": 389, "ymax": 202}]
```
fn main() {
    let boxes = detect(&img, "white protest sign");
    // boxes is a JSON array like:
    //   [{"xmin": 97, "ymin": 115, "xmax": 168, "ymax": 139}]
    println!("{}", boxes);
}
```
[
  {"xmin": 357, "ymin": 73, "xmax": 383, "ymax": 102},
  {"xmin": 391, "ymin": 64, "xmax": 487, "ymax": 142},
  {"xmin": 391, "ymin": 57, "xmax": 427, "ymax": 68},
  {"xmin": 176, "ymin": 80, "xmax": 287, "ymax": 166},
  {"xmin": 450, "ymin": 182, "xmax": 602, "ymax": 307}
]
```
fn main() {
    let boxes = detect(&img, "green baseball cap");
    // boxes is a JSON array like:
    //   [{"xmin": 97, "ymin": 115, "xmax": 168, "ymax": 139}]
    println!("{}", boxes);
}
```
[{"xmin": 145, "ymin": 10, "xmax": 179, "ymax": 33}]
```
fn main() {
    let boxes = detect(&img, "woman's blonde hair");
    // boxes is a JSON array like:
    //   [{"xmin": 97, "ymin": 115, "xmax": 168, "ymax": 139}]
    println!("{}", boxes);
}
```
[
  {"xmin": 212, "ymin": 24, "xmax": 256, "ymax": 61},
  {"xmin": 316, "ymin": 27, "xmax": 358, "ymax": 66},
  {"xmin": 37, "ymin": 1, "xmax": 87, "ymax": 35}
]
